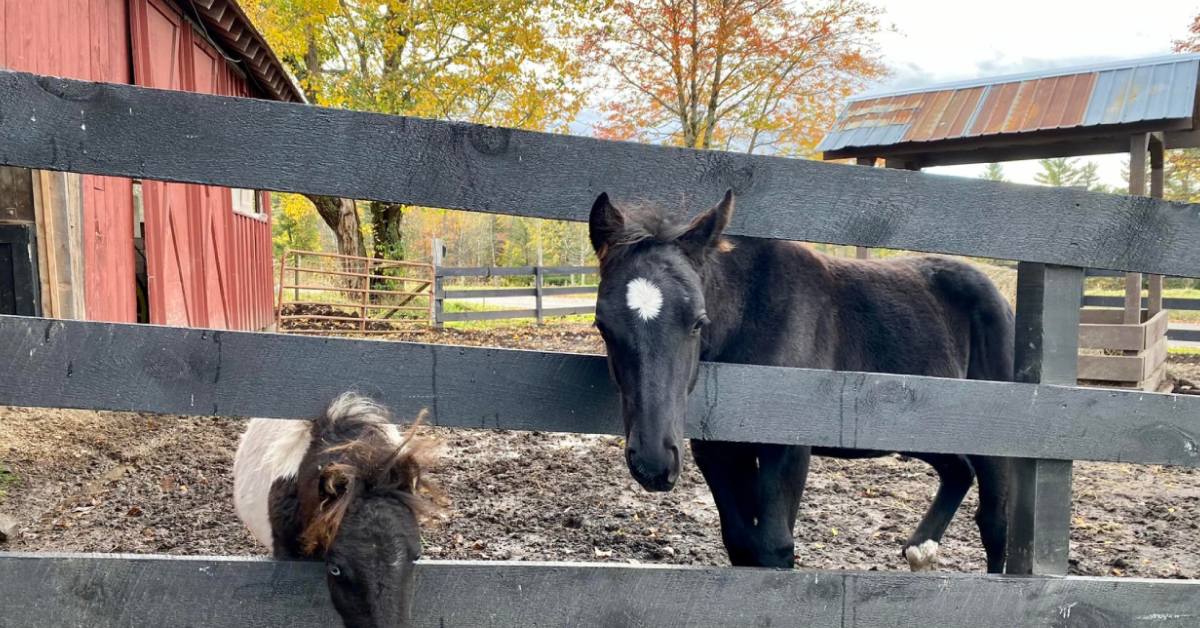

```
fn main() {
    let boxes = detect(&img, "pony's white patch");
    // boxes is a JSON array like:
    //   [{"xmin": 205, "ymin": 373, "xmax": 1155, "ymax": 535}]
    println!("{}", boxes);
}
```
[
  {"xmin": 904, "ymin": 540, "xmax": 940, "ymax": 572},
  {"xmin": 233, "ymin": 418, "xmax": 314, "ymax": 549},
  {"xmin": 625, "ymin": 277, "xmax": 663, "ymax": 321}
]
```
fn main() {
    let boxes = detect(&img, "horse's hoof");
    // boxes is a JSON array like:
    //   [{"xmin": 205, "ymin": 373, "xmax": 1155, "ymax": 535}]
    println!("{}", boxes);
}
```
[{"xmin": 904, "ymin": 540, "xmax": 940, "ymax": 572}]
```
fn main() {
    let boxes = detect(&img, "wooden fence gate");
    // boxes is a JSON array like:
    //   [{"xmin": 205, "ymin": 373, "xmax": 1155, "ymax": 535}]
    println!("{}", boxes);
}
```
[{"xmin": 2, "ymin": 69, "xmax": 1200, "ymax": 626}]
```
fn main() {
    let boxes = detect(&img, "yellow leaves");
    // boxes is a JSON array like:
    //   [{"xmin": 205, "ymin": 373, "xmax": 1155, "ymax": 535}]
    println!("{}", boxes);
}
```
[{"xmin": 247, "ymin": 0, "xmax": 589, "ymax": 133}]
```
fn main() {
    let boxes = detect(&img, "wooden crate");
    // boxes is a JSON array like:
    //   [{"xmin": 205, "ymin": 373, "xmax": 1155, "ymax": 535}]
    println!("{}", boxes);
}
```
[{"xmin": 1077, "ymin": 307, "xmax": 1169, "ymax": 391}]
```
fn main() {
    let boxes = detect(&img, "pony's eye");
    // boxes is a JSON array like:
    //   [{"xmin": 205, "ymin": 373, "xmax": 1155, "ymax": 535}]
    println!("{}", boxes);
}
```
[{"xmin": 328, "ymin": 564, "xmax": 341, "ymax": 577}]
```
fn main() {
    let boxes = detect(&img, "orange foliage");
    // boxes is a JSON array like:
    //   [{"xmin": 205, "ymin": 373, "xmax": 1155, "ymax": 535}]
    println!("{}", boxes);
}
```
[{"xmin": 579, "ymin": 0, "xmax": 887, "ymax": 156}]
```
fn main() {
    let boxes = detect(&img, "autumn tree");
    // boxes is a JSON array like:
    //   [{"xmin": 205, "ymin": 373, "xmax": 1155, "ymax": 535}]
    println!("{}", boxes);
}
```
[
  {"xmin": 1169, "ymin": 16, "xmax": 1200, "ymax": 202},
  {"xmin": 580, "ymin": 0, "xmax": 886, "ymax": 155},
  {"xmin": 243, "ymin": 0, "xmax": 592, "ymax": 260}
]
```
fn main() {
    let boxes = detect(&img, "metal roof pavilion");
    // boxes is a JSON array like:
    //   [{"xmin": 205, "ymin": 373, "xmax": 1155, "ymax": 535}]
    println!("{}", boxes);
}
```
[{"xmin": 819, "ymin": 53, "xmax": 1200, "ymax": 166}]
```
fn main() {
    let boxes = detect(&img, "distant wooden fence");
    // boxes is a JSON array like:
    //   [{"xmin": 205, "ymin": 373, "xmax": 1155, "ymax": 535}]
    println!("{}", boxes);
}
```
[
  {"xmin": 275, "ymin": 249, "xmax": 434, "ymax": 335},
  {"xmin": 3, "ymin": 69, "xmax": 1200, "ymax": 626},
  {"xmin": 1085, "ymin": 267, "xmax": 1200, "ymax": 343},
  {"xmin": 433, "ymin": 264, "xmax": 596, "ymax": 326}
]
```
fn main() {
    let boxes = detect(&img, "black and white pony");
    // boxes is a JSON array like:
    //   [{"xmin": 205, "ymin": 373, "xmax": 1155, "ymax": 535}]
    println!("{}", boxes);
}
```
[
  {"xmin": 588, "ymin": 190, "xmax": 1014, "ymax": 572},
  {"xmin": 234, "ymin": 393, "xmax": 438, "ymax": 628}
]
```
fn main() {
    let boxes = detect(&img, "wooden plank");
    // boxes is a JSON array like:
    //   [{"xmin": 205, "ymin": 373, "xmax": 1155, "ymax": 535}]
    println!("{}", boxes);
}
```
[
  {"xmin": 1007, "ymin": 263, "xmax": 1082, "ymax": 576},
  {"xmin": 1, "ymin": 553, "xmax": 1198, "ymax": 628},
  {"xmin": 0, "ymin": 166, "xmax": 35, "ymax": 222},
  {"xmin": 5, "ymin": 71, "xmax": 1200, "ymax": 276},
  {"xmin": 1077, "ymin": 309, "xmax": 1167, "ymax": 351},
  {"xmin": 1078, "ymin": 353, "xmax": 1143, "ymax": 382},
  {"xmin": 1077, "ymin": 320, "xmax": 1145, "ymax": 351},
  {"xmin": 1124, "ymin": 273, "xmax": 1143, "ymax": 325},
  {"xmin": 540, "ymin": 285, "xmax": 597, "ymax": 296},
  {"xmin": 439, "ymin": 308, "xmax": 539, "ymax": 322},
  {"xmin": 441, "ymin": 287, "xmax": 537, "ymax": 299},
  {"xmin": 437, "ymin": 266, "xmax": 536, "ymax": 278},
  {"xmin": 1084, "ymin": 295, "xmax": 1200, "ymax": 310},
  {"xmin": 3, "ymin": 316, "xmax": 1200, "ymax": 466}
]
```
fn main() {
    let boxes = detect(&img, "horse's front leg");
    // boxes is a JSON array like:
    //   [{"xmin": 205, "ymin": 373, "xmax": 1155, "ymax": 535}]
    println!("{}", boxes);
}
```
[
  {"xmin": 691, "ymin": 440, "xmax": 810, "ymax": 568},
  {"xmin": 898, "ymin": 452, "xmax": 976, "ymax": 572}
]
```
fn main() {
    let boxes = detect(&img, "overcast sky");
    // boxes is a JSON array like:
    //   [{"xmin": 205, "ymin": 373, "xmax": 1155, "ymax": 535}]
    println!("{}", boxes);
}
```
[{"xmin": 870, "ymin": 1, "xmax": 1199, "ymax": 185}]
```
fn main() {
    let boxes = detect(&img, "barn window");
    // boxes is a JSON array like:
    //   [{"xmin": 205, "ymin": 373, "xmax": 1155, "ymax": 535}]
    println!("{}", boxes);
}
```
[{"xmin": 232, "ymin": 188, "xmax": 264, "ymax": 219}]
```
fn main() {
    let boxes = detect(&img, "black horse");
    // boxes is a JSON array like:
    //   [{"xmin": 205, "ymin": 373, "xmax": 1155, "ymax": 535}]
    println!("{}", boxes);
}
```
[{"xmin": 589, "ymin": 190, "xmax": 1014, "ymax": 572}]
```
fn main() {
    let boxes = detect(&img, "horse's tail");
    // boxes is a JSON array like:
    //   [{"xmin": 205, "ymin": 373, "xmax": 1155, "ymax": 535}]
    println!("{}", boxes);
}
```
[{"xmin": 929, "ymin": 260, "xmax": 1015, "ymax": 383}]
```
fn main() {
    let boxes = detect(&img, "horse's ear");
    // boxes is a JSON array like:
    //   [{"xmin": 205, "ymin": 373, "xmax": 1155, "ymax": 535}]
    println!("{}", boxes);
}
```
[
  {"xmin": 679, "ymin": 190, "xmax": 734, "ymax": 258},
  {"xmin": 589, "ymin": 193, "xmax": 625, "ymax": 256}
]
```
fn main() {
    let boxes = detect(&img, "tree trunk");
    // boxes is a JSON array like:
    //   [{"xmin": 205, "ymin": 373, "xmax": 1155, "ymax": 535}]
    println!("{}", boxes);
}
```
[
  {"xmin": 368, "ymin": 201, "xmax": 405, "ymax": 260},
  {"xmin": 307, "ymin": 194, "xmax": 366, "ymax": 293}
]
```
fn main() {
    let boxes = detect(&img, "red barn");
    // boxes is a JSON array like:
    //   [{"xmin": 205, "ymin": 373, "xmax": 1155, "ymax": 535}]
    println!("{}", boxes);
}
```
[{"xmin": 0, "ymin": 0, "xmax": 303, "ymax": 329}]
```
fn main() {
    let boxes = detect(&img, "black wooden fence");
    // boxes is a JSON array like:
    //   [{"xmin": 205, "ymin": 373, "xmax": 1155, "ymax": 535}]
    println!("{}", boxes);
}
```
[
  {"xmin": 2, "ymin": 69, "xmax": 1200, "ymax": 626},
  {"xmin": 433, "ymin": 264, "xmax": 596, "ymax": 325}
]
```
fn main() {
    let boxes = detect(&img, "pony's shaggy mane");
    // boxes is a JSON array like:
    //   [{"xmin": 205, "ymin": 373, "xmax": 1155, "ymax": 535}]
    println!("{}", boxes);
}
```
[{"xmin": 300, "ymin": 393, "xmax": 441, "ymax": 555}]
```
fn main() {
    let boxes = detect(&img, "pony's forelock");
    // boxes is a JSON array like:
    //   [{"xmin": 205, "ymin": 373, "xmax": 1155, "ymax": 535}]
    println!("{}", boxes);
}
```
[{"xmin": 299, "ymin": 395, "xmax": 443, "ymax": 555}]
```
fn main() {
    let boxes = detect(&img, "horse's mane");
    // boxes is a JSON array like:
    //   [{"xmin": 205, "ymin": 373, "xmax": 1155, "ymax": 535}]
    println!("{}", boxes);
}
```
[
  {"xmin": 300, "ymin": 393, "xmax": 441, "ymax": 555},
  {"xmin": 599, "ymin": 202, "xmax": 733, "ymax": 265}
]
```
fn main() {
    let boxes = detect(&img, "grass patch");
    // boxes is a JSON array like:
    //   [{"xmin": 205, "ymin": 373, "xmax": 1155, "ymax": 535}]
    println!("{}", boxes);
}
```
[{"xmin": 0, "ymin": 467, "xmax": 16, "ymax": 500}]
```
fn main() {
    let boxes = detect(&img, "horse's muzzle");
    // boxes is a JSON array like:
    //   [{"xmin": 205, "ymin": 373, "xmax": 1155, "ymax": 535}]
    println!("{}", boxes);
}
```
[{"xmin": 625, "ymin": 440, "xmax": 680, "ymax": 492}]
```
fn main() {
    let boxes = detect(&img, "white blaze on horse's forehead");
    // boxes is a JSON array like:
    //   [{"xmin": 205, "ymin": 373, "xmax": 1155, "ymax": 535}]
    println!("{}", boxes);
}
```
[{"xmin": 626, "ymin": 277, "xmax": 663, "ymax": 321}]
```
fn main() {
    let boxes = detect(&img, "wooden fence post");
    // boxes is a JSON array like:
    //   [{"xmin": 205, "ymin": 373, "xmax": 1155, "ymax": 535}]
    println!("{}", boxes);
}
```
[
  {"xmin": 432, "ymin": 238, "xmax": 444, "ymax": 329},
  {"xmin": 1006, "ymin": 262, "xmax": 1083, "ymax": 575},
  {"xmin": 535, "ymin": 266, "xmax": 545, "ymax": 325}
]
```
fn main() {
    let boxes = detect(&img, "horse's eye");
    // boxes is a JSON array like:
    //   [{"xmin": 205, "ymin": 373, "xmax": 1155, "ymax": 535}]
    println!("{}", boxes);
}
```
[
  {"xmin": 692, "ymin": 314, "xmax": 709, "ymax": 334},
  {"xmin": 328, "ymin": 564, "xmax": 341, "ymax": 577}
]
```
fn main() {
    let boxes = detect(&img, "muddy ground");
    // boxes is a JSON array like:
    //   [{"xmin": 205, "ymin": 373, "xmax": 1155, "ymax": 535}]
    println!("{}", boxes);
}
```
[{"xmin": 2, "ymin": 325, "xmax": 1199, "ymax": 579}]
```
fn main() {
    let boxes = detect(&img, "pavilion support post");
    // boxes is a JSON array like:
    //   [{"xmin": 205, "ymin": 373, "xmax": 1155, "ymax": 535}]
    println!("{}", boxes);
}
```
[
  {"xmin": 1124, "ymin": 134, "xmax": 1149, "ymax": 325},
  {"xmin": 1148, "ymin": 134, "xmax": 1165, "ymax": 316},
  {"xmin": 1006, "ymin": 263, "xmax": 1083, "ymax": 575}
]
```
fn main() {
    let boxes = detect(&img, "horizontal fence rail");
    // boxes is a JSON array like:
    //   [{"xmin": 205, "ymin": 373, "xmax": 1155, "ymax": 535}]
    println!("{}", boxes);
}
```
[
  {"xmin": 5, "ymin": 70, "xmax": 1200, "ymax": 276},
  {"xmin": 434, "ymin": 264, "xmax": 597, "ymax": 324},
  {"xmin": 2, "ymin": 553, "xmax": 1198, "ymax": 628},
  {"xmin": 2, "ymin": 315, "xmax": 1199, "ymax": 466}
]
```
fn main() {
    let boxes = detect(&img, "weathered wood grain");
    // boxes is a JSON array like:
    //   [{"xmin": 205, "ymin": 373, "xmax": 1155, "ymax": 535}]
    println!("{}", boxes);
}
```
[
  {"xmin": 2, "ymin": 316, "xmax": 1200, "ymax": 466},
  {"xmin": 0, "ymin": 553, "xmax": 1195, "ymax": 628},
  {"xmin": 3, "ymin": 70, "xmax": 1200, "ymax": 276},
  {"xmin": 1007, "ymin": 264, "xmax": 1083, "ymax": 576}
]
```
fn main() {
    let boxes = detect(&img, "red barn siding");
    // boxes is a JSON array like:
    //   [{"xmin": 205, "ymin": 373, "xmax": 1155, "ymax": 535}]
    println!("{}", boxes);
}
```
[
  {"xmin": 2, "ymin": 0, "xmax": 275, "ymax": 330},
  {"xmin": 1, "ymin": 0, "xmax": 136, "ymax": 323}
]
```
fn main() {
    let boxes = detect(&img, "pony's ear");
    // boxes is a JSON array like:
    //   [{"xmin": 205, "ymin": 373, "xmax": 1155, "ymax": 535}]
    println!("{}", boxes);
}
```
[
  {"xmin": 589, "ymin": 193, "xmax": 625, "ymax": 256},
  {"xmin": 679, "ymin": 190, "xmax": 734, "ymax": 258}
]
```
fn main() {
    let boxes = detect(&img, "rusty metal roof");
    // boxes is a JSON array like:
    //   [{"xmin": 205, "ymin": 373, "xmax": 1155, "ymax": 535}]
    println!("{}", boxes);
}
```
[{"xmin": 819, "ymin": 54, "xmax": 1200, "ymax": 157}]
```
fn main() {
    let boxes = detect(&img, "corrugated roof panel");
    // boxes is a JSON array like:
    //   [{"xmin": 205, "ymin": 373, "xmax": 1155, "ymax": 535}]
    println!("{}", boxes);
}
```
[
  {"xmin": 1098, "ymin": 67, "xmax": 1135, "ymax": 125},
  {"xmin": 1038, "ymin": 75, "xmax": 1074, "ymax": 128},
  {"xmin": 1120, "ymin": 64, "xmax": 1157, "ymax": 123},
  {"xmin": 1142, "ymin": 63, "xmax": 1174, "ymax": 120},
  {"xmin": 1000, "ymin": 81, "xmax": 1036, "ymax": 133},
  {"xmin": 905, "ymin": 89, "xmax": 953, "ymax": 141},
  {"xmin": 1167, "ymin": 60, "xmax": 1198, "ymax": 117},
  {"xmin": 975, "ymin": 82, "xmax": 1020, "ymax": 135},
  {"xmin": 1022, "ymin": 77, "xmax": 1057, "ymax": 129},
  {"xmin": 946, "ymin": 87, "xmax": 985, "ymax": 138},
  {"xmin": 1059, "ymin": 72, "xmax": 1097, "ymax": 128},
  {"xmin": 819, "ymin": 54, "xmax": 1200, "ymax": 156},
  {"xmin": 929, "ymin": 89, "xmax": 971, "ymax": 140}
]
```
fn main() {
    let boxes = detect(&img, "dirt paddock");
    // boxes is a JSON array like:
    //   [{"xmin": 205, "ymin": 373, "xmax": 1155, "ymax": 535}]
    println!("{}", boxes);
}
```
[{"xmin": 2, "ymin": 325, "xmax": 1199, "ymax": 579}]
